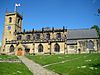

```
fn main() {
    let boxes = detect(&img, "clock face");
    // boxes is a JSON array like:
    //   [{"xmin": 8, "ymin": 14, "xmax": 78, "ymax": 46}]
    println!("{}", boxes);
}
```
[{"xmin": 8, "ymin": 26, "xmax": 11, "ymax": 30}]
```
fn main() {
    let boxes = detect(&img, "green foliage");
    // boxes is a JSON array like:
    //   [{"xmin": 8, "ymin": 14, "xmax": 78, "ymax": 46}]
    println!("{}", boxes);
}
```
[{"xmin": 27, "ymin": 54, "xmax": 100, "ymax": 75}]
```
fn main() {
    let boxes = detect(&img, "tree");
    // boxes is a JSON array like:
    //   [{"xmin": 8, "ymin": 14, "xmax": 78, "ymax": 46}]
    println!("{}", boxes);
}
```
[
  {"xmin": 91, "ymin": 25, "xmax": 100, "ymax": 39},
  {"xmin": 91, "ymin": 25, "xmax": 100, "ymax": 51},
  {"xmin": 98, "ymin": 9, "xmax": 100, "ymax": 14}
]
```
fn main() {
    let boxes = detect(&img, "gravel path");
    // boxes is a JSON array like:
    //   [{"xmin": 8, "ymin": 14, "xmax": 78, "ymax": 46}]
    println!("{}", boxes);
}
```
[{"xmin": 18, "ymin": 56, "xmax": 59, "ymax": 75}]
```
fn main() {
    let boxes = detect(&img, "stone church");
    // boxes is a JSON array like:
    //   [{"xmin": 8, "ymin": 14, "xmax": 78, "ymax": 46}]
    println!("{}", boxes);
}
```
[{"xmin": 0, "ymin": 12, "xmax": 99, "ymax": 55}]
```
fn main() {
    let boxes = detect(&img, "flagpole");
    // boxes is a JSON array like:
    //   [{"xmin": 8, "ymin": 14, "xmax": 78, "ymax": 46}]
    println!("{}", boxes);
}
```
[
  {"xmin": 14, "ymin": 3, "xmax": 16, "ymax": 12},
  {"xmin": 14, "ymin": 3, "xmax": 20, "ymax": 12}
]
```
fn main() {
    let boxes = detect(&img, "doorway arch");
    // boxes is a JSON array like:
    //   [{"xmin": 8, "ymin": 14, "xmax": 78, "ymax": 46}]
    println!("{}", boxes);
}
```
[
  {"xmin": 15, "ymin": 44, "xmax": 25, "ymax": 56},
  {"xmin": 17, "ymin": 48, "xmax": 23, "ymax": 56}
]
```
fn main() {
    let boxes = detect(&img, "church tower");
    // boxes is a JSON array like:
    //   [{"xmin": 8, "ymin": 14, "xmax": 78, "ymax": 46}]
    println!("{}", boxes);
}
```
[{"xmin": 1, "ymin": 12, "xmax": 23, "ymax": 53}]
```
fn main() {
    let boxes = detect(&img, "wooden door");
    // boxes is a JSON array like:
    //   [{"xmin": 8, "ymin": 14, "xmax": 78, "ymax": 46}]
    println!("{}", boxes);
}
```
[{"xmin": 17, "ymin": 48, "xmax": 23, "ymax": 56}]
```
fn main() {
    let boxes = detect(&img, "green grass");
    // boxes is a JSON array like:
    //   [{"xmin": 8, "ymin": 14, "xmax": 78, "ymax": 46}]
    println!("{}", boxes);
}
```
[
  {"xmin": 0, "ymin": 55, "xmax": 18, "ymax": 60},
  {"xmin": 0, "ymin": 55, "xmax": 33, "ymax": 75},
  {"xmin": 26, "ymin": 54, "xmax": 81, "ymax": 65},
  {"xmin": 26, "ymin": 53, "xmax": 100, "ymax": 75},
  {"xmin": 0, "ymin": 62, "xmax": 33, "ymax": 75}
]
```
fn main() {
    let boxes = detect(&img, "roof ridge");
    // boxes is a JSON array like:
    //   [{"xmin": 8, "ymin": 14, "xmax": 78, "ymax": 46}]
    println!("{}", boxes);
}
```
[{"xmin": 68, "ymin": 28, "xmax": 96, "ymax": 30}]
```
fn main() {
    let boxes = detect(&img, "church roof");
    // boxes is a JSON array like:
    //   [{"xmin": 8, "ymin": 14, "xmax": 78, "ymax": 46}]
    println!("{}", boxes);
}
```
[{"xmin": 67, "ymin": 29, "xmax": 98, "ymax": 40}]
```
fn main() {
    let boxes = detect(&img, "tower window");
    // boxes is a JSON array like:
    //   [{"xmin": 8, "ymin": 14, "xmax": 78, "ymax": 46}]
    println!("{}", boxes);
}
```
[
  {"xmin": 18, "ymin": 19, "xmax": 20, "ymax": 24},
  {"xmin": 9, "ymin": 45, "xmax": 14, "ymax": 52},
  {"xmin": 9, "ymin": 17, "xmax": 12, "ymax": 23}
]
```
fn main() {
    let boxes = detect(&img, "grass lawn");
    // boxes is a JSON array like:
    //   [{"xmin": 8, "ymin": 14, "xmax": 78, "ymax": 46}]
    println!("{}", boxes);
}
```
[
  {"xmin": 0, "ymin": 55, "xmax": 18, "ymax": 60},
  {"xmin": 0, "ymin": 55, "xmax": 33, "ymax": 75},
  {"xmin": 26, "ymin": 53, "xmax": 100, "ymax": 75},
  {"xmin": 0, "ymin": 62, "xmax": 33, "ymax": 75}
]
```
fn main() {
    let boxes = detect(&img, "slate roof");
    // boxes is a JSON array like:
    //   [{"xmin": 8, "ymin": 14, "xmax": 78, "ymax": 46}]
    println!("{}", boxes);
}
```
[{"xmin": 67, "ymin": 29, "xmax": 98, "ymax": 40}]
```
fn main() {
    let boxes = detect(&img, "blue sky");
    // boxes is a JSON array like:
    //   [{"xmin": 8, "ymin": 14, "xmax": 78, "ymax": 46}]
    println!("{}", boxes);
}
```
[{"xmin": 0, "ymin": 0, "xmax": 100, "ymax": 43}]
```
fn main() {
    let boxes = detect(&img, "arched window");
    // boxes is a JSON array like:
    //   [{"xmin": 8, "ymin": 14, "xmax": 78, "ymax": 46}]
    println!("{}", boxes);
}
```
[
  {"xmin": 54, "ymin": 43, "xmax": 60, "ymax": 52},
  {"xmin": 38, "ymin": 44, "xmax": 43, "ymax": 52},
  {"xmin": 17, "ymin": 35, "xmax": 22, "ymax": 40},
  {"xmin": 46, "ymin": 33, "xmax": 50, "ymax": 40},
  {"xmin": 87, "ymin": 40, "xmax": 94, "ymax": 49},
  {"xmin": 56, "ymin": 33, "xmax": 61, "ymax": 39},
  {"xmin": 9, "ymin": 17, "xmax": 12, "ymax": 23},
  {"xmin": 26, "ymin": 35, "xmax": 31, "ymax": 40},
  {"xmin": 9, "ymin": 45, "xmax": 14, "ymax": 52}
]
